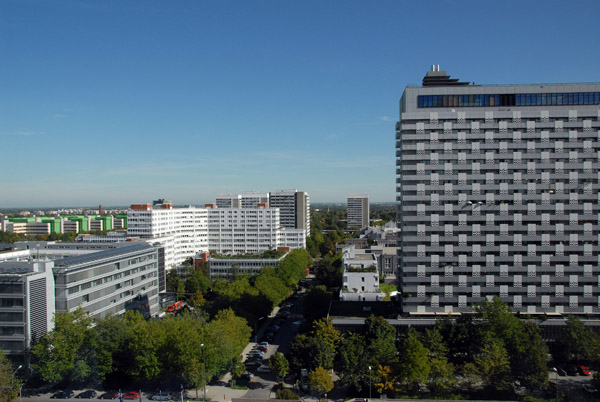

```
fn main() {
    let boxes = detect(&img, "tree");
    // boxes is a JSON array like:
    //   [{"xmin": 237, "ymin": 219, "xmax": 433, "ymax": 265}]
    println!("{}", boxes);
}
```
[
  {"xmin": 308, "ymin": 367, "xmax": 334, "ymax": 398},
  {"xmin": 397, "ymin": 328, "xmax": 430, "ymax": 391},
  {"xmin": 464, "ymin": 338, "xmax": 511, "ymax": 393},
  {"xmin": 422, "ymin": 328, "xmax": 456, "ymax": 396},
  {"xmin": 554, "ymin": 315, "xmax": 600, "ymax": 365},
  {"xmin": 0, "ymin": 351, "xmax": 19, "ymax": 402},
  {"xmin": 474, "ymin": 297, "xmax": 548, "ymax": 391},
  {"xmin": 334, "ymin": 332, "xmax": 369, "ymax": 393},
  {"xmin": 185, "ymin": 269, "xmax": 211, "ymax": 296},
  {"xmin": 229, "ymin": 357, "xmax": 245, "ymax": 386},
  {"xmin": 312, "ymin": 318, "xmax": 341, "ymax": 355},
  {"xmin": 363, "ymin": 315, "xmax": 397, "ymax": 366},
  {"xmin": 302, "ymin": 286, "xmax": 332, "ymax": 323},
  {"xmin": 166, "ymin": 270, "xmax": 184, "ymax": 294},
  {"xmin": 269, "ymin": 352, "xmax": 289, "ymax": 380},
  {"xmin": 374, "ymin": 365, "xmax": 399, "ymax": 396},
  {"xmin": 427, "ymin": 357, "xmax": 456, "ymax": 396},
  {"xmin": 31, "ymin": 309, "xmax": 95, "ymax": 386},
  {"xmin": 276, "ymin": 389, "xmax": 300, "ymax": 400}
]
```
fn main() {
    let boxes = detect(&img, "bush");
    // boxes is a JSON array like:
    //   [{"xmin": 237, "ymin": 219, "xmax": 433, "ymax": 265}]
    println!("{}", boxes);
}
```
[{"xmin": 276, "ymin": 388, "xmax": 300, "ymax": 400}]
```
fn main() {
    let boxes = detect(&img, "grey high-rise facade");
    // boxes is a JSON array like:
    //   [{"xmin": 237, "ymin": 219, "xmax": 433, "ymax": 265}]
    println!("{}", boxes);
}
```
[
  {"xmin": 396, "ymin": 68, "xmax": 600, "ymax": 316},
  {"xmin": 269, "ymin": 189, "xmax": 311, "ymax": 230},
  {"xmin": 347, "ymin": 194, "xmax": 370, "ymax": 228}
]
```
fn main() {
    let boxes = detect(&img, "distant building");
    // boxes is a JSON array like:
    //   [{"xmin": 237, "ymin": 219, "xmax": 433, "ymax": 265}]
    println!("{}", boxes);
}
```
[
  {"xmin": 240, "ymin": 191, "xmax": 269, "ymax": 208},
  {"xmin": 128, "ymin": 200, "xmax": 306, "ymax": 269},
  {"xmin": 269, "ymin": 189, "xmax": 311, "ymax": 230},
  {"xmin": 127, "ymin": 202, "xmax": 208, "ymax": 269},
  {"xmin": 215, "ymin": 194, "xmax": 241, "ymax": 208},
  {"xmin": 206, "ymin": 251, "xmax": 287, "ymax": 279},
  {"xmin": 347, "ymin": 194, "xmax": 370, "ymax": 228}
]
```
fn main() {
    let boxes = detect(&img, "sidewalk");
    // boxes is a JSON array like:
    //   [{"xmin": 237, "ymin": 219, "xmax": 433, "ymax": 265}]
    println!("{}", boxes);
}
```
[{"xmin": 191, "ymin": 385, "xmax": 248, "ymax": 402}]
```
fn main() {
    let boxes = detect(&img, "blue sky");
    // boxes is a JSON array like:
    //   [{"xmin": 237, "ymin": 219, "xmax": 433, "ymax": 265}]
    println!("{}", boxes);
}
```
[{"xmin": 1, "ymin": 0, "xmax": 599, "ymax": 208}]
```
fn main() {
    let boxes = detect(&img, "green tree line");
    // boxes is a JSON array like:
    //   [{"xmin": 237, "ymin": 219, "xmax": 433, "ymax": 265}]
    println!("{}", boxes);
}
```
[
  {"xmin": 286, "ymin": 298, "xmax": 600, "ymax": 400},
  {"xmin": 30, "ymin": 308, "xmax": 251, "ymax": 392},
  {"xmin": 167, "ymin": 249, "xmax": 312, "ymax": 337}
]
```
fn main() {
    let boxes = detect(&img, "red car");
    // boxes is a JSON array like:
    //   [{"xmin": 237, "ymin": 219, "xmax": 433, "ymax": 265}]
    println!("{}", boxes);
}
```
[
  {"xmin": 122, "ymin": 392, "xmax": 140, "ymax": 400},
  {"xmin": 578, "ymin": 365, "xmax": 591, "ymax": 376}
]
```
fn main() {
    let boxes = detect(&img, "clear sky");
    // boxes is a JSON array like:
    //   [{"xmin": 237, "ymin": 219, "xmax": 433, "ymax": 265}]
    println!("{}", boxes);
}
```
[{"xmin": 2, "ymin": 0, "xmax": 599, "ymax": 208}]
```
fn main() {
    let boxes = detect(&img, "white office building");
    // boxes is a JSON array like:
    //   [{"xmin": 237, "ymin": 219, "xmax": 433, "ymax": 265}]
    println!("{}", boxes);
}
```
[
  {"xmin": 128, "ymin": 200, "xmax": 306, "ymax": 268},
  {"xmin": 127, "ymin": 201, "xmax": 208, "ymax": 269}
]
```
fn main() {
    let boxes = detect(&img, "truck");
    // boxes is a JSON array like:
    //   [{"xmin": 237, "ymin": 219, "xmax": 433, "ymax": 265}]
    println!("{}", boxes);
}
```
[{"xmin": 167, "ymin": 301, "xmax": 182, "ymax": 312}]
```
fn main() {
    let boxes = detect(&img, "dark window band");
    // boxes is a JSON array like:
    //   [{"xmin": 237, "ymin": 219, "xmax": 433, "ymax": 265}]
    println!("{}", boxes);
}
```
[{"xmin": 417, "ymin": 92, "xmax": 600, "ymax": 108}]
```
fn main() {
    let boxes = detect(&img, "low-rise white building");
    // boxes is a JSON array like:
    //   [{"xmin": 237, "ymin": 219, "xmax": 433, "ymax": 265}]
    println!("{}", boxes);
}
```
[
  {"xmin": 340, "ymin": 246, "xmax": 384, "ymax": 302},
  {"xmin": 207, "ymin": 251, "xmax": 287, "ymax": 279}
]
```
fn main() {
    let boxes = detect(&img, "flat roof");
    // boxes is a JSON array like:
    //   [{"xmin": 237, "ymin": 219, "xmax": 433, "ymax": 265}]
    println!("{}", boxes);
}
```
[{"xmin": 55, "ymin": 242, "xmax": 153, "ymax": 268}]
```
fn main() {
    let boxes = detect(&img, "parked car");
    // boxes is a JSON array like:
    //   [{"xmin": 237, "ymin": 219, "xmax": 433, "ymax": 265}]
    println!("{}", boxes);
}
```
[
  {"xmin": 271, "ymin": 325, "xmax": 280, "ymax": 333},
  {"xmin": 51, "ymin": 391, "xmax": 75, "ymax": 399},
  {"xmin": 76, "ymin": 390, "xmax": 96, "ymax": 399},
  {"xmin": 256, "ymin": 364, "xmax": 271, "ymax": 373},
  {"xmin": 258, "ymin": 342, "xmax": 268, "ymax": 348},
  {"xmin": 122, "ymin": 392, "xmax": 140, "ymax": 400},
  {"xmin": 245, "ymin": 362, "xmax": 260, "ymax": 370},
  {"xmin": 256, "ymin": 346, "xmax": 268, "ymax": 353},
  {"xmin": 565, "ymin": 365, "xmax": 579, "ymax": 376},
  {"xmin": 583, "ymin": 384, "xmax": 598, "ymax": 394},
  {"xmin": 578, "ymin": 365, "xmax": 591, "ymax": 376},
  {"xmin": 98, "ymin": 392, "xmax": 119, "ymax": 400},
  {"xmin": 240, "ymin": 372, "xmax": 254, "ymax": 381},
  {"xmin": 150, "ymin": 393, "xmax": 172, "ymax": 400}
]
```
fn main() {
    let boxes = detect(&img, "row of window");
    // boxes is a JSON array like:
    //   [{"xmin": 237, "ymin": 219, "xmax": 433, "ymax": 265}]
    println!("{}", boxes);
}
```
[{"xmin": 418, "ymin": 92, "xmax": 600, "ymax": 108}]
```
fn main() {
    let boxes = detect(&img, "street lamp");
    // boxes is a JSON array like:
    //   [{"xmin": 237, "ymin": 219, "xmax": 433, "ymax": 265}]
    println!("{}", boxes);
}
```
[
  {"xmin": 368, "ymin": 366, "xmax": 372, "ymax": 400},
  {"xmin": 200, "ymin": 344, "xmax": 206, "ymax": 402},
  {"xmin": 13, "ymin": 365, "xmax": 23, "ymax": 402}
]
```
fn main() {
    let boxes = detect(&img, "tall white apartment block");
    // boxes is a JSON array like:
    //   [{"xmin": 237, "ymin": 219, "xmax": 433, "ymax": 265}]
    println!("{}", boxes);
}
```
[
  {"xmin": 396, "ymin": 68, "xmax": 600, "ymax": 316},
  {"xmin": 127, "ymin": 201, "xmax": 208, "ymax": 269},
  {"xmin": 269, "ymin": 189, "xmax": 311, "ymax": 230},
  {"xmin": 347, "ymin": 194, "xmax": 370, "ymax": 228},
  {"xmin": 207, "ymin": 206, "xmax": 279, "ymax": 254}
]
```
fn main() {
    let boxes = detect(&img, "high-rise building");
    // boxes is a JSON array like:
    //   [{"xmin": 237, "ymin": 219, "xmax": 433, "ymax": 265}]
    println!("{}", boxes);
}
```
[
  {"xmin": 269, "ymin": 189, "xmax": 311, "ymax": 230},
  {"xmin": 215, "ymin": 194, "xmax": 241, "ymax": 208},
  {"xmin": 240, "ymin": 191, "xmax": 270, "ymax": 208},
  {"xmin": 347, "ymin": 194, "xmax": 370, "ymax": 228},
  {"xmin": 396, "ymin": 68, "xmax": 600, "ymax": 316}
]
